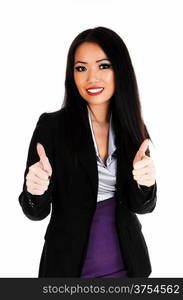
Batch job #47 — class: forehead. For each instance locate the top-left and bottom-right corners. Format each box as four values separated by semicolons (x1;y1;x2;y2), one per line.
74;42;107;60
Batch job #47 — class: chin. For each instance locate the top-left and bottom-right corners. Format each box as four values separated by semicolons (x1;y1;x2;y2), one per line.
87;99;111;106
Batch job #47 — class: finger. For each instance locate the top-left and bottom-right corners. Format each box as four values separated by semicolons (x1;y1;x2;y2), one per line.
26;173;50;187
27;186;47;195
136;178;155;187
132;165;154;176
134;173;153;182
29;180;49;190
134;157;152;169
28;182;48;192
29;165;50;180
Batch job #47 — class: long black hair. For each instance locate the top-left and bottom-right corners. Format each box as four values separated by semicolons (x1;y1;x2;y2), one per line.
61;26;151;160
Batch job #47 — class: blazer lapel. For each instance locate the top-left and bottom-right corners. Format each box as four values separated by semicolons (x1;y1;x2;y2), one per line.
76;108;99;201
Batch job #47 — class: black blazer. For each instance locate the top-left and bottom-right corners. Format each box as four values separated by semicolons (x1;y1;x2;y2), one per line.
18;106;157;278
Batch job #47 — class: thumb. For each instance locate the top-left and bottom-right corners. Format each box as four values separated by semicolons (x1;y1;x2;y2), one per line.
36;143;52;176
138;138;149;159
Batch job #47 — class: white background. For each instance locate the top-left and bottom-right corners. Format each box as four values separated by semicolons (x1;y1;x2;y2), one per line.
0;0;182;277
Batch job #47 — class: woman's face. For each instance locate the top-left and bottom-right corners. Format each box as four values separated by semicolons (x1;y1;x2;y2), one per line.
73;42;115;106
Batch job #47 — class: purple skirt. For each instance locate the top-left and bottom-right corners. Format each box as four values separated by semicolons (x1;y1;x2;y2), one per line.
80;196;128;278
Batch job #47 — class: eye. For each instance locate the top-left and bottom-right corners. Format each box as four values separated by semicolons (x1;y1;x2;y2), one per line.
75;66;86;72
99;63;112;69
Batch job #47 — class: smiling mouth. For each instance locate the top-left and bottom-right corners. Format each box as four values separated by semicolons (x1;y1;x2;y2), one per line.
86;88;104;95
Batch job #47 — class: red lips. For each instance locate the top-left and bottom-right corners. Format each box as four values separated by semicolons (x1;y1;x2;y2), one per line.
86;87;104;96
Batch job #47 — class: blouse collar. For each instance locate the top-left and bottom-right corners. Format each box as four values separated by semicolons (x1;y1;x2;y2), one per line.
87;105;116;159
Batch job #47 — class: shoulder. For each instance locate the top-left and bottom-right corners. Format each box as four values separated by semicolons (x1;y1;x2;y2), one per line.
37;107;67;129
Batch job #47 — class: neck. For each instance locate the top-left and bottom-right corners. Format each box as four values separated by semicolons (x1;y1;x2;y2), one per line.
87;102;111;125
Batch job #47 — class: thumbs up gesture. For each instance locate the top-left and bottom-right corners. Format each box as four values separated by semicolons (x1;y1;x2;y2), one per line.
132;139;156;187
25;143;52;195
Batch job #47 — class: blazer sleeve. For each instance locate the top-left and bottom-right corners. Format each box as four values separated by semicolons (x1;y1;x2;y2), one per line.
125;177;157;214
18;113;54;221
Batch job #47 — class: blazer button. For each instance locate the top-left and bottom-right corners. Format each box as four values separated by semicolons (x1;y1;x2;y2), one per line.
28;199;34;208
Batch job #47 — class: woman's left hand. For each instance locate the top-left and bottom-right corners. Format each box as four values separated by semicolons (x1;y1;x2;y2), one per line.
132;139;156;187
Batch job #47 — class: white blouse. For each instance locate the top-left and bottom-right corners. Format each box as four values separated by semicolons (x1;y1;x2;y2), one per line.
87;105;117;202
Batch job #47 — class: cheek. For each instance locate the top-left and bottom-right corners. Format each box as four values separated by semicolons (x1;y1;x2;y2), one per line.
74;74;83;90
106;72;115;92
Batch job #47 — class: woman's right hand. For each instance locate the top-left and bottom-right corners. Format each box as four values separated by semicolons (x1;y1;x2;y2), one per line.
25;143;52;195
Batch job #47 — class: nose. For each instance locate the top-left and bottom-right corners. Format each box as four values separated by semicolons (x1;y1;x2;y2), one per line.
86;68;100;83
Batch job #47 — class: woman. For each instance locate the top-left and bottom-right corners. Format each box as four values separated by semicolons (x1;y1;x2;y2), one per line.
18;26;157;278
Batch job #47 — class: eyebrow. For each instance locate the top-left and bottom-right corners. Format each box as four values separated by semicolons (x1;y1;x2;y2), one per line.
74;58;110;65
